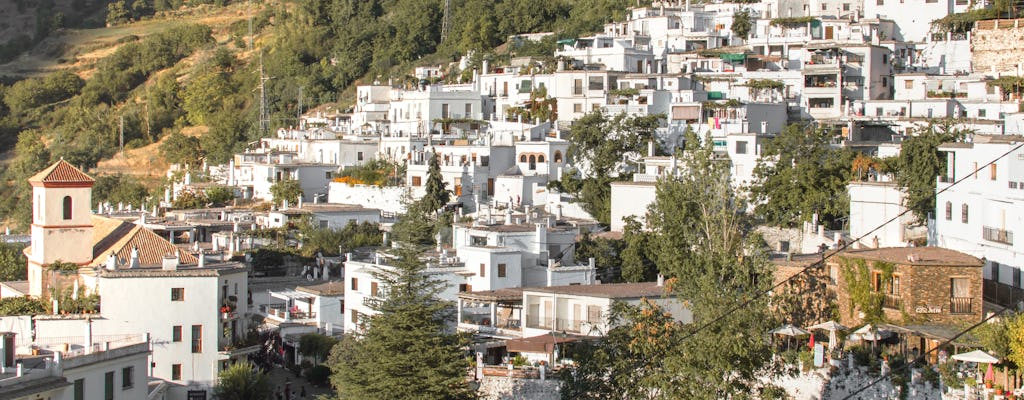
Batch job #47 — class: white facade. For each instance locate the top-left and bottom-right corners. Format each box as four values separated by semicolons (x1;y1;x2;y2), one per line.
227;151;337;202
863;0;972;43
848;180;917;248
94;263;251;399
932;136;1024;288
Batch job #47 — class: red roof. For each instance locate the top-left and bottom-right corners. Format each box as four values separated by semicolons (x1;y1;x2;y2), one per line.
28;159;94;187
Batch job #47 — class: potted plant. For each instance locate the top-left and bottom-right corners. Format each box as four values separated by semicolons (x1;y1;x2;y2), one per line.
985;379;994;389
994;384;1004;395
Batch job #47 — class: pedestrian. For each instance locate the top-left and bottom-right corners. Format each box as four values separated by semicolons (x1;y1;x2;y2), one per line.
300;386;307;398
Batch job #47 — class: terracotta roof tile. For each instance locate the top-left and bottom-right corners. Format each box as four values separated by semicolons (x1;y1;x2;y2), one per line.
91;216;198;267
28;159;94;184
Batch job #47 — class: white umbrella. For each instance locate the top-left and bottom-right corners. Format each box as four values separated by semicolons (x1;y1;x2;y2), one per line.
772;324;810;337
951;350;1000;364
807;320;848;350
850;324;891;341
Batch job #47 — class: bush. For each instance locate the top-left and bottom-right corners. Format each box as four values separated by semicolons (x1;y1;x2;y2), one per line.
760;384;791;400
798;350;815;372
306;365;331;386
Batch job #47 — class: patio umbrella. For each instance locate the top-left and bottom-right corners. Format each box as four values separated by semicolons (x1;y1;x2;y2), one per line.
807;320;848;350
985;363;995;383
771;324;810;351
771;324;810;336
951;349;1000;364
850;324;891;342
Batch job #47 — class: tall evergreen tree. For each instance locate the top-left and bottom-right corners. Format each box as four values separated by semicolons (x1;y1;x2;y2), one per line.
894;119;969;223
327;246;472;400
420;151;450;213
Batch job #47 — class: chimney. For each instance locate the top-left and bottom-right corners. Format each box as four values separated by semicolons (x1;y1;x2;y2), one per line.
106;254;118;271
197;251;206;269
282;199;289;210
657;274;665;287
505;207;514;225
298;197;304;209
648;140;655;157
129;247;140;269
555;205;563;220
140;212;146;225
162;253;179;271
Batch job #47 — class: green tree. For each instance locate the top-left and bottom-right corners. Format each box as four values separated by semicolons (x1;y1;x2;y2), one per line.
159;131;203;168
327;246;472;400
0;243;27;281
0;297;47;316
204;186;234;205
645;130;777;397
213;362;271;400
1007;313;1024;369
561;299;685;399
106;1;131;26
620;217;655;282
92;174;150;209
299;333;339;364
269;178;303;206
419;152;450;213
575;231;624;282
731;10;752;39
750;124;854;229
565;111;662;225
894;119;969;223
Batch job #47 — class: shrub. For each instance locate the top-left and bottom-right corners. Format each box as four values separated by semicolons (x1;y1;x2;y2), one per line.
306;365;331;386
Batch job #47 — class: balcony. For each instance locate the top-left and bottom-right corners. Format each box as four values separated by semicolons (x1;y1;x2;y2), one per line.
525;316;601;334
259;304;317;322
983;227;1014;245
949;297;973;314
883;294;901;310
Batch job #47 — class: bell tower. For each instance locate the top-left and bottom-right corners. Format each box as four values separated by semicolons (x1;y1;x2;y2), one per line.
26;159;95;297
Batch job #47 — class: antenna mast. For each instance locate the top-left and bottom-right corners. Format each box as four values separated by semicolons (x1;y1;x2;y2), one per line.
441;0;451;43
259;52;270;135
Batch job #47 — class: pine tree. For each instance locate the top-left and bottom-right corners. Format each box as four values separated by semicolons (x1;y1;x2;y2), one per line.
420;151;450;213
327;246;472;400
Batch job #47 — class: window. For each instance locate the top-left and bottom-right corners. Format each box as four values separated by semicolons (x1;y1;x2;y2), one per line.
876;107;883;116
351;277;358;291
172;364;182;380
411;176;422;186
357;152;364;161
573;103;583;113
890;274;901;295
171;288;184;301
105;371;115;400
904;80;913;89
479;263;486;277
1014;267;1022;288
465;103;472;116
74;378;84;400
961;204;969;223
441;104;449;118
459;283;472;292
588;76;604;91
554;151;563;163
351;311;358;324
497;264;507;278
573;79;583;95
990;164;997;180
882;54;888;64
821;3;827;9
945;201;952;220
370;282;378;297
735;141;748;154
325;171;332;179
122;366;134;389
172;326;182;342
538;154;545;163
950;277;970;297
992;262;1001;282
843;3;850;10
191;325;202;353
62;196;73;220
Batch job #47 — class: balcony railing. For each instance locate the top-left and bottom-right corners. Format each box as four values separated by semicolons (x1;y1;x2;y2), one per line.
525;316;598;334
261;304;317;321
950;297;973;314
983;226;1014;245
883;294;901;309
984;279;1024;307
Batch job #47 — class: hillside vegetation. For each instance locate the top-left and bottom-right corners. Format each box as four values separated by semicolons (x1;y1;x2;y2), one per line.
0;0;649;230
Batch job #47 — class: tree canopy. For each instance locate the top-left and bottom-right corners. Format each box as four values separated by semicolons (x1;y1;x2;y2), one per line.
327;246;472;400
893;119;969;223
213;362;272;400
750;124;854;229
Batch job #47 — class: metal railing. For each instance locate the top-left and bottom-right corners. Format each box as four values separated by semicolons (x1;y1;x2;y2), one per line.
883;294;901;309
983;226;1014;245
984;280;1024;307
261;304;317;320
950;297;973;314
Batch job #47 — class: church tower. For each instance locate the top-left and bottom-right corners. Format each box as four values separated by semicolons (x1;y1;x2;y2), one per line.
26;159;95;297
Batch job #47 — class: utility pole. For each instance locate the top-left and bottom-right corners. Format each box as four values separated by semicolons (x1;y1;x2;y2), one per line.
440;0;451;43
297;86;303;124
258;52;270;135
248;0;254;49
119;115;124;158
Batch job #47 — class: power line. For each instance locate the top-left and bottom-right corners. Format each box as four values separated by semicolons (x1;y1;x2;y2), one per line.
839;302;1021;399
675;139;1024;342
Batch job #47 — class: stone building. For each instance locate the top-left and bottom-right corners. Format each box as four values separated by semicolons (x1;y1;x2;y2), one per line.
827;247;983;327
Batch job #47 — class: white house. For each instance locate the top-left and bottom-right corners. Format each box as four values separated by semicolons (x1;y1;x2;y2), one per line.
262;281;345;334
0;331;150;400
932;135;1024;304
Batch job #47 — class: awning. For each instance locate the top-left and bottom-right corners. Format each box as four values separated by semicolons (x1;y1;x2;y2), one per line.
719;53;747;62
506;334;579;353
556;38;577;45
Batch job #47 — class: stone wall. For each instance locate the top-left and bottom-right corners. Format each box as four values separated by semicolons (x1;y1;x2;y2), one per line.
971;19;1024;74
477;376;561;400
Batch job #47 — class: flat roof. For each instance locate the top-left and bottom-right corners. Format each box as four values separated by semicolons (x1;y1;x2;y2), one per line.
524;282;672;299
99;262;249;278
459;287;524;302
297;281;345;296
